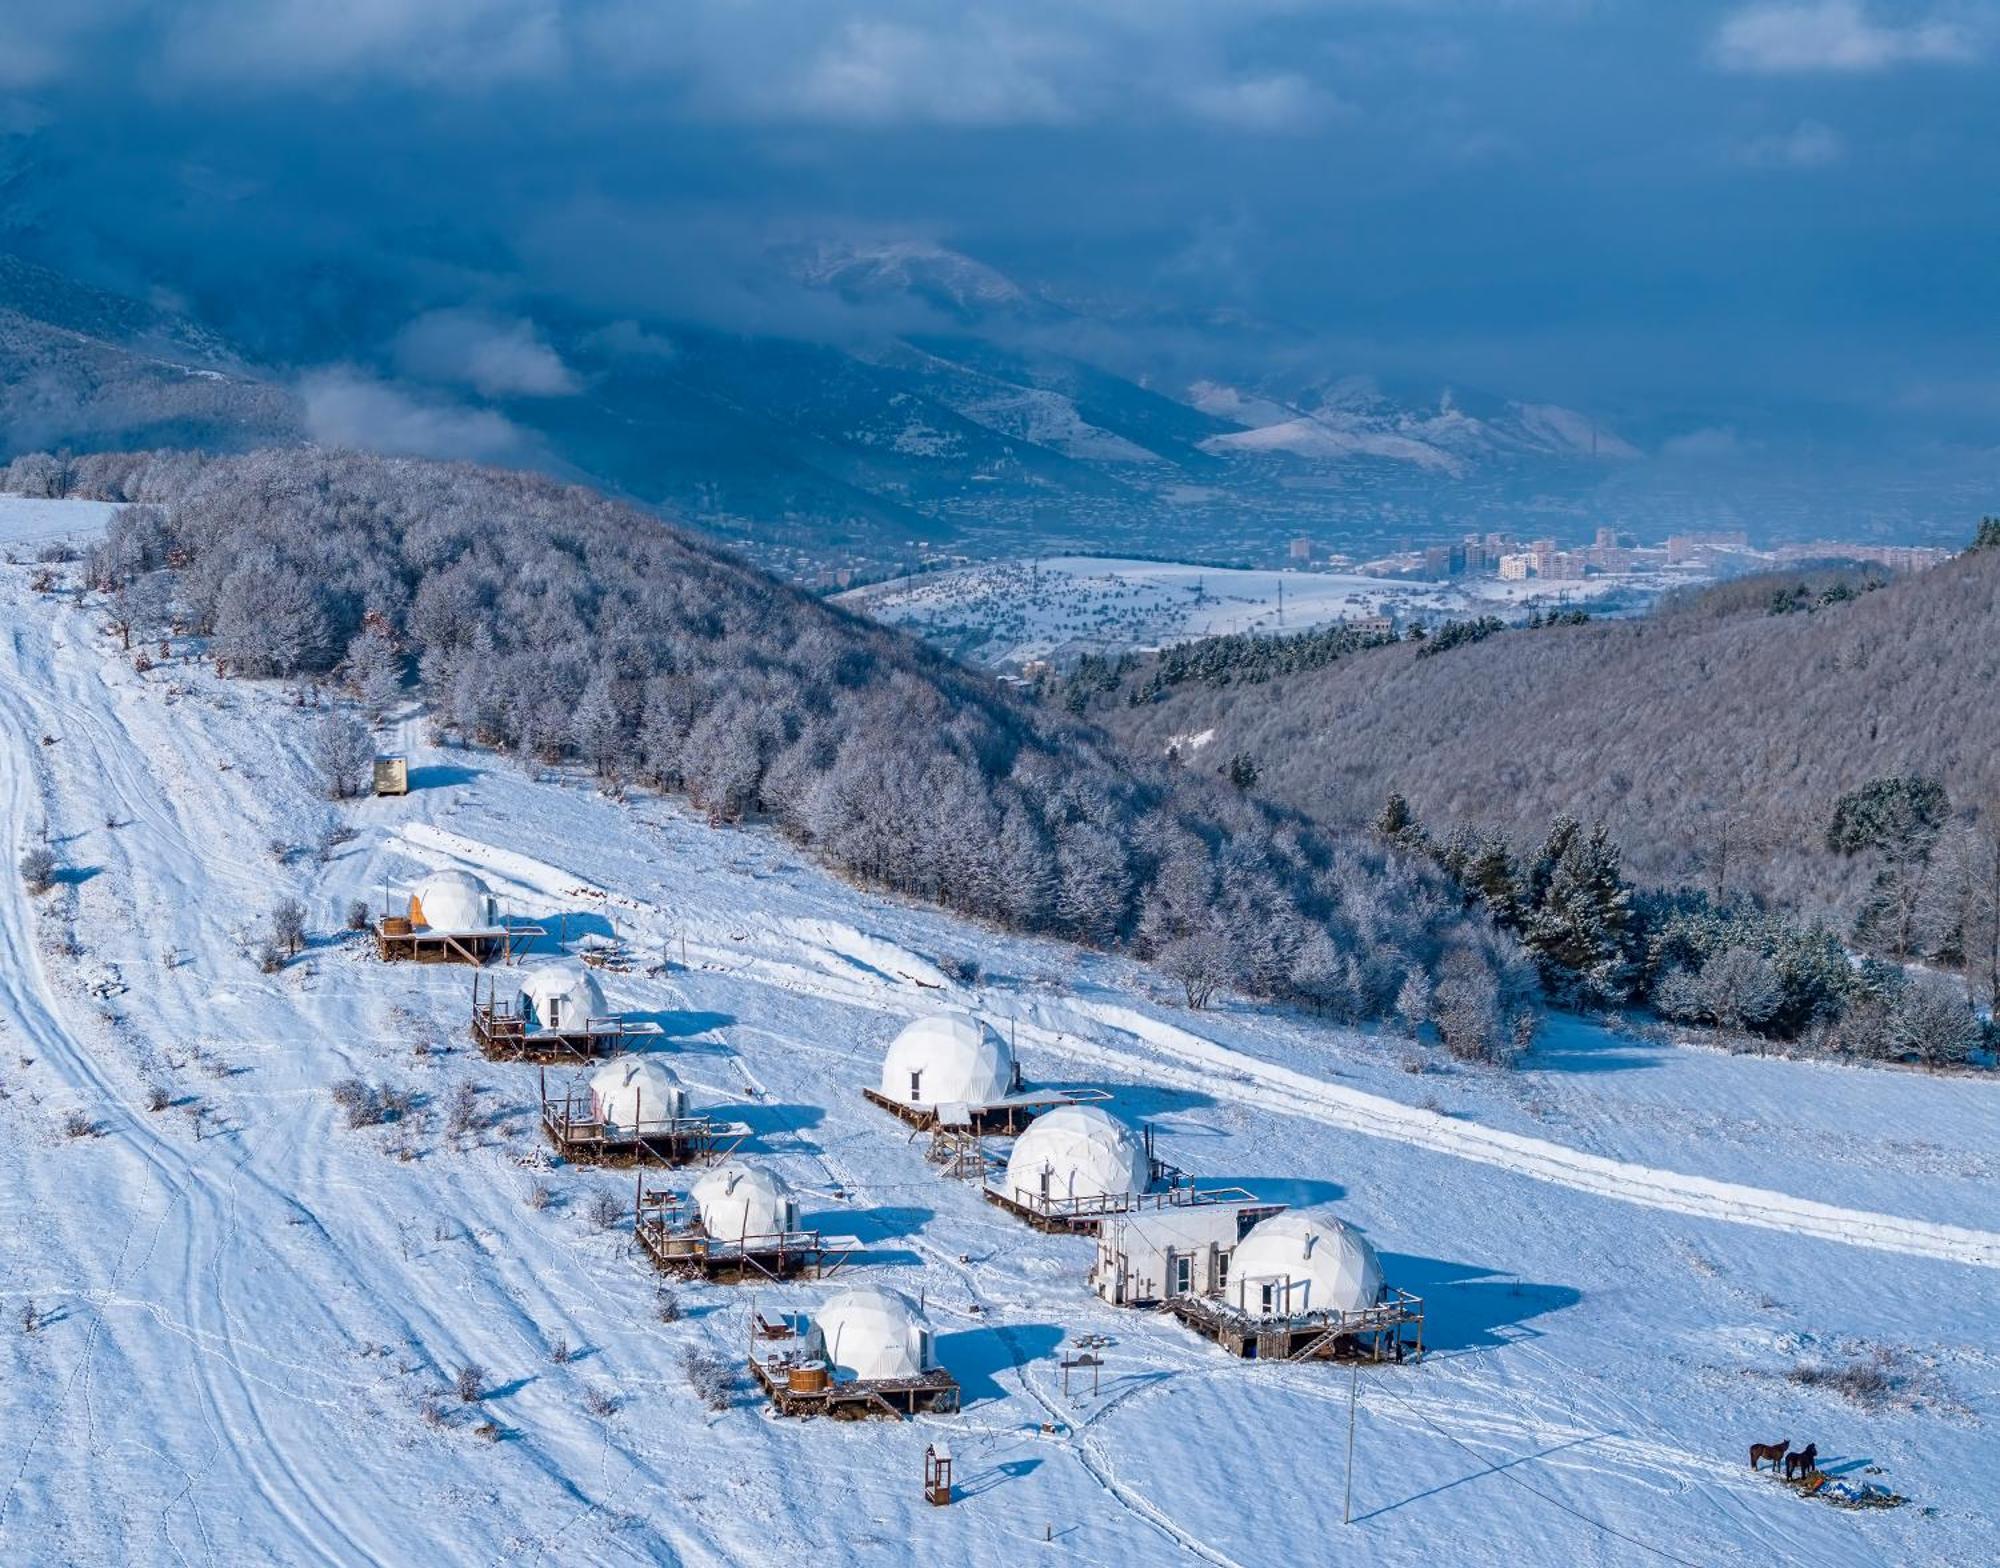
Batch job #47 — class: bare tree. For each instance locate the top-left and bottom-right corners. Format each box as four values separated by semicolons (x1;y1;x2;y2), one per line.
312;712;374;800
270;898;307;957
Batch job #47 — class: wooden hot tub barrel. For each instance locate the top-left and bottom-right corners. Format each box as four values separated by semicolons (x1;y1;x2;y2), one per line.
381;916;413;937
787;1361;829;1394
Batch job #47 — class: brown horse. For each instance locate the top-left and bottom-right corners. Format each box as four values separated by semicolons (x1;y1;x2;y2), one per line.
1784;1443;1819;1481
1749;1439;1790;1472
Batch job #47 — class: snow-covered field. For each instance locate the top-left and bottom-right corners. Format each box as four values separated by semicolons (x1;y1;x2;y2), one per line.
0;496;126;553
837;556;1662;668
4;507;1999;1565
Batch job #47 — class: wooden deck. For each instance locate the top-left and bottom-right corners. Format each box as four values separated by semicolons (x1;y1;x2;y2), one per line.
982;1177;1257;1235
471;1000;660;1064
374;918;544;966
861;1085;1108;1137
748;1352;960;1419
632;1190;853;1282
539;1093;749;1168
1164;1289;1424;1364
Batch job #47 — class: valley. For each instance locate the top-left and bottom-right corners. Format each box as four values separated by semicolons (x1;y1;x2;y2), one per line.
3;498;1997;1566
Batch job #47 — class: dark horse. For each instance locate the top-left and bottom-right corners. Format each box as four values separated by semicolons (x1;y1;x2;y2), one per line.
1749;1439;1790;1472
1784;1443;1820;1481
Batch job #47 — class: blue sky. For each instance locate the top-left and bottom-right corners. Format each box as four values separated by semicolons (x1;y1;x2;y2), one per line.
2;1;1996;441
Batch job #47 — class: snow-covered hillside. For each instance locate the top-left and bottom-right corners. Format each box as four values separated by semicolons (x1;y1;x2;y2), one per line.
0;497;126;553
837;556;1643;669
5;506;1999;1566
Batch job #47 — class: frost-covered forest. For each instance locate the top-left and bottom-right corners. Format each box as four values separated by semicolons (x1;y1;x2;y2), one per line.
1087;546;2000;1004
6;447;1532;1049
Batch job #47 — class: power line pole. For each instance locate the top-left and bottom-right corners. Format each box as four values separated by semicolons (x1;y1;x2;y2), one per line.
1343;1361;1359;1525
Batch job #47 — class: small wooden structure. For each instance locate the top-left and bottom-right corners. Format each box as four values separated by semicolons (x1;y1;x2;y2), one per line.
1163;1288;1425;1364
747;1319;960;1420
1091;1199;1287;1306
470;975;661;1063
924;1443;954;1506
372;755;409;796
633;1183;856;1282
862;1083;1111;1137
924;1122;991;1181
539;1073;749;1168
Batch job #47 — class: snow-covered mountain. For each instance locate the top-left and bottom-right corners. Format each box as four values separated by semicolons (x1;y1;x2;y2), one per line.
5;494;1997;1565
12;240;1978;575
1191;376;1640;478
0;254;299;456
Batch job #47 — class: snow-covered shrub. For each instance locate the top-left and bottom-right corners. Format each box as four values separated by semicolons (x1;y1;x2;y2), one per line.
586;1189;624;1230
1888;973;1980;1067
19;846;56;895
680;1349;732;1411
936;953;980;986
454;1365;485;1404
345;900;372;932
60;1110;97;1139
330;1077;414;1129
445;1082;482;1141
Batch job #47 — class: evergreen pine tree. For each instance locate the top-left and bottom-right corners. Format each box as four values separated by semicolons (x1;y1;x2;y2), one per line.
1374;790;1427;851
1465;833;1523;927
1524;823;1634;1004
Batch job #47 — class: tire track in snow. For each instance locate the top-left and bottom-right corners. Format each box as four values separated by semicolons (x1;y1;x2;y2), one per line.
0;602;394;1568
1034;999;2000;1270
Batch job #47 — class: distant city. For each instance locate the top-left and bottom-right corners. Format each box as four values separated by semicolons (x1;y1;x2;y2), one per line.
1343;527;1952;587
798;524;1955;603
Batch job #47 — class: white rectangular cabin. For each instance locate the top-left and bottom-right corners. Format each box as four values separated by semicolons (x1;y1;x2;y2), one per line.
1090;1201;1284;1308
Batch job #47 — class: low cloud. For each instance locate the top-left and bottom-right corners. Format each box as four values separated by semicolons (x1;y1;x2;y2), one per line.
162;0;568;88
1736;119;1845;168
1712;1;1974;74
786;17;1081;127
298;368;531;461
1181;73;1342;134
392;309;580;398
1661;425;1754;459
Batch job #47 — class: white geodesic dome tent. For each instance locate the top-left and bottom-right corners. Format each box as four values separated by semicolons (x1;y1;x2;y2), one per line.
1226;1207;1384;1318
1003;1104;1149;1206
692;1163;798;1241
588;1055;685;1134
806;1286;939;1383
878;1013;1015;1109
518;961;607;1034
408;869;496;934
